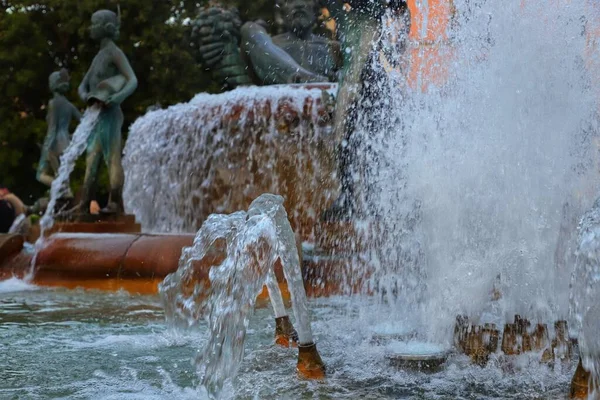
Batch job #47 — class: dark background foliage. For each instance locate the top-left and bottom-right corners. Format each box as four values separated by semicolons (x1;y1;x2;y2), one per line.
0;0;274;203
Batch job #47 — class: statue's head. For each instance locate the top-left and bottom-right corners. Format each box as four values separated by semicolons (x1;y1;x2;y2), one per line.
90;10;120;41
49;68;70;94
275;0;318;36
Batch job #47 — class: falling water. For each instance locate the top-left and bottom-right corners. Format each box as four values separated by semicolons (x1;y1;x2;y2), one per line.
28;106;100;279
350;0;600;339
160;193;315;398
123;85;337;236
571;198;600;390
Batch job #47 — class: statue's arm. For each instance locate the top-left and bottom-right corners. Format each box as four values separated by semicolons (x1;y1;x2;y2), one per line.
78;69;91;102
240;22;328;84
107;48;138;106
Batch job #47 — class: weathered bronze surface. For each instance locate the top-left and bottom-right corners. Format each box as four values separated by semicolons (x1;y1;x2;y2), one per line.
77;9;138;215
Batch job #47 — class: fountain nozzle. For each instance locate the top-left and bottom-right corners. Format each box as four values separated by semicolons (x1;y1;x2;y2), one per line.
297;342;326;380
570;358;597;399
275;316;298;348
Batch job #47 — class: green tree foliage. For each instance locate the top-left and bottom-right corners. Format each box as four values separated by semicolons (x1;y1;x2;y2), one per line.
0;0;200;201
0;0;273;202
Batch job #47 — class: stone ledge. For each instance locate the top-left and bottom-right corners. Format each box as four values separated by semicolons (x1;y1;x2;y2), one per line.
46;214;141;236
0;234;24;264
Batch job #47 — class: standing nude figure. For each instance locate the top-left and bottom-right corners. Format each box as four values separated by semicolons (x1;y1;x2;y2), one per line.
77;9;137;214
37;69;81;191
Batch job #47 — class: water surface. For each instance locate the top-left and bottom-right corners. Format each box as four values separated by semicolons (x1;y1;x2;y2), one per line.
0;284;575;399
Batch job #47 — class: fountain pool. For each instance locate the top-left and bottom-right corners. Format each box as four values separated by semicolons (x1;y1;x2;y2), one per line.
3;0;600;398
0;284;577;399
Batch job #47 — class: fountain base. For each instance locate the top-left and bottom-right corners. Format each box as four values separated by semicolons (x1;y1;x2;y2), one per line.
47;214;141;235
570;359;594;399
0;234;24;261
385;341;450;372
386;352;449;372
275;316;298;348
297;342;326;380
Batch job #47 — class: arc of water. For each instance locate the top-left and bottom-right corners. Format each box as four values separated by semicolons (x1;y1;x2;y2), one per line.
265;269;287;318
161;194;323;398
272;204;314;345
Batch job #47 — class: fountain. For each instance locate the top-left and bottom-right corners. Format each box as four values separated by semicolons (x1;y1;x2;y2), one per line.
160;194;325;397
2;0;600;398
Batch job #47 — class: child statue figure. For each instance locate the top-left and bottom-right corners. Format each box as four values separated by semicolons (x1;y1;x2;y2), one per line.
37;69;81;189
77;9;137;214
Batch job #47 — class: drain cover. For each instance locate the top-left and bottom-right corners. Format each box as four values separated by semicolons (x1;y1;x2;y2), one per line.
385;341;450;372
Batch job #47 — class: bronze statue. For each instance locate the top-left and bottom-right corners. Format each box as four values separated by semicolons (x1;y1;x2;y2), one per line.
77;9;138;214
192;7;253;89
193;0;411;220
194;0;342;87
240;0;341;84
37;69;81;190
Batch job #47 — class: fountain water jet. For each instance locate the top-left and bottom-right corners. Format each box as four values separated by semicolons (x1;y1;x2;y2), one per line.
160;193;324;398
344;0;600;347
570;198;600;398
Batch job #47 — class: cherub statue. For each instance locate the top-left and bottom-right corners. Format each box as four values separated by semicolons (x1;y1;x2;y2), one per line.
37;69;81;189
77;9;138;214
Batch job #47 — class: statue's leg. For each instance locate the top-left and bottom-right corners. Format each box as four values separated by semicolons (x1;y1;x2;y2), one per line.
55;133;75;198
36;158;54;187
101;106;125;214
36;145;56;188
45;145;73;198
79;140;103;214
37;172;54;187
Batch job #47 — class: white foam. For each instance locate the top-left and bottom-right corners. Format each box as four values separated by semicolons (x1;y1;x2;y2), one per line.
386;340;449;356
0;277;39;294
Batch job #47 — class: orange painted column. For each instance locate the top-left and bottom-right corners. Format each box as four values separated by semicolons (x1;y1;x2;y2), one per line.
405;0;454;91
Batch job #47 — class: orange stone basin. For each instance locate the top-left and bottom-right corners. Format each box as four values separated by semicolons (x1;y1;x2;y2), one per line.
0;232;343;300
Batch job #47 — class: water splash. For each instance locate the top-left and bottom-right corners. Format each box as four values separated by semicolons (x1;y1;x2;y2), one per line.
350;0;600;339
160;193;315;398
122;85;337;237
28;106;101;279
0;277;38;294
580;305;600;396
571;198;600;330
